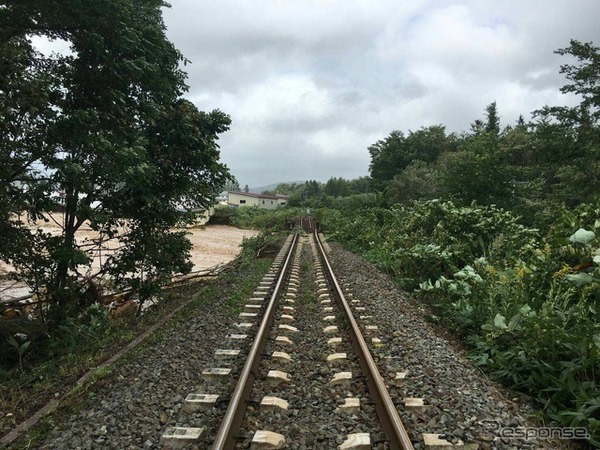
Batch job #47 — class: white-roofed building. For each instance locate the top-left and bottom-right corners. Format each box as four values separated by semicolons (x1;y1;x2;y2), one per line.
227;191;288;209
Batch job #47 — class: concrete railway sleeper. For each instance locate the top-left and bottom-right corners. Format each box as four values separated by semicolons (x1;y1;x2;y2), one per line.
159;226;477;449
158;234;297;449
230;233;386;450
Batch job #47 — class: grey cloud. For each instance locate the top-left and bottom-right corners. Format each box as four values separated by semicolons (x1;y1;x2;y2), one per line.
162;0;600;187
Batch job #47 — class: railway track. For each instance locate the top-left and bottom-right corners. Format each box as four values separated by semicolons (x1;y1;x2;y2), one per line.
29;217;568;450
158;220;446;449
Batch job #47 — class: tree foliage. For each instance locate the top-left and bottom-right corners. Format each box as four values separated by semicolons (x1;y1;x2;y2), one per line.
369;81;599;217
261;177;373;208
368;125;457;187
557;40;600;120
224;179;241;192
387;160;443;204
0;0;231;319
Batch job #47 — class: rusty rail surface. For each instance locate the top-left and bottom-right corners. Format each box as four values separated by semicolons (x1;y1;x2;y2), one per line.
313;229;415;450
212;233;299;450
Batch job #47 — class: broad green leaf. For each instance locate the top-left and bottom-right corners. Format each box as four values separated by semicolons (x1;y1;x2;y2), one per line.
566;272;595;287
568;228;595;245
493;313;508;330
508;314;521;331
19;341;31;354
593;335;600;349
519;304;532;315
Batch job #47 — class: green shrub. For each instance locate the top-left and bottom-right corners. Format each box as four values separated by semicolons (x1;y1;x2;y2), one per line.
323;199;538;288
210;205;303;231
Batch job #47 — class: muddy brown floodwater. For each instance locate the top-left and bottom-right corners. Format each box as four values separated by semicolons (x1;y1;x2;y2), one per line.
0;221;258;301
186;224;259;270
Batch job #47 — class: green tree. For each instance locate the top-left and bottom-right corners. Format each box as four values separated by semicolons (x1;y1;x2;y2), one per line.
225;179;241;192
304;180;322;197
368;125;456;188
262;182;302;196
484;101;500;135
388;160;443;204
323;177;350;197
442;104;514;208
529;105;600;207
556;40;600;120
1;0;231;320
368;130;404;184
526;39;600;208
347;176;372;195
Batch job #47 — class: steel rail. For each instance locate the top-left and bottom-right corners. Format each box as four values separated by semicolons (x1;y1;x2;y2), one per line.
212;233;299;450
314;230;415;450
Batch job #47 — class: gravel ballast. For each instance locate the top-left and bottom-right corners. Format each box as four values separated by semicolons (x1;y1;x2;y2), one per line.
235;236;384;450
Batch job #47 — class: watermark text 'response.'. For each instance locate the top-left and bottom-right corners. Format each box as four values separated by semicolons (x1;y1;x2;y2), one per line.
481;420;589;440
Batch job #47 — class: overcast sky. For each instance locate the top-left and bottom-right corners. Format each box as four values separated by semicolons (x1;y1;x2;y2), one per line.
161;1;599;188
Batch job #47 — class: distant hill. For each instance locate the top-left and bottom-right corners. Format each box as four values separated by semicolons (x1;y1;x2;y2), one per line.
249;181;305;194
